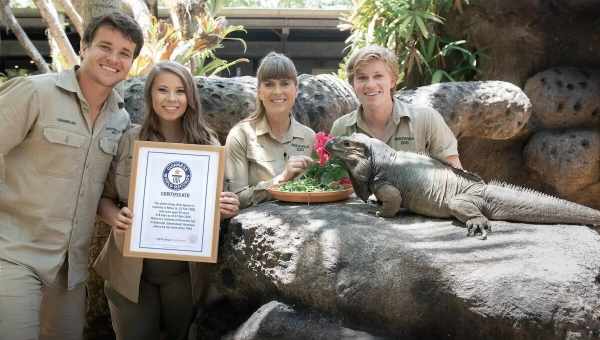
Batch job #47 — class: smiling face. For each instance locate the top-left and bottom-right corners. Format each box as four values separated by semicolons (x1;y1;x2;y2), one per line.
257;78;298;119
352;59;396;109
151;71;188;124
79;25;136;90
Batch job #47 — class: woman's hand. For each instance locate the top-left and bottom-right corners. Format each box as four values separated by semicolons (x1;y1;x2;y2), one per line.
278;155;313;183
112;206;133;232
220;191;240;220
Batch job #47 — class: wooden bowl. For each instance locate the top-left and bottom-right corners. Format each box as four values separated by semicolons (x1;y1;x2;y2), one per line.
267;184;354;203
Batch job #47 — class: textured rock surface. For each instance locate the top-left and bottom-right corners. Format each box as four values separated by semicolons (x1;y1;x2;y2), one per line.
524;129;600;196
524;67;600;130
446;1;600;86
294;74;358;134
396;81;531;140
213;200;600;339
224;301;384;340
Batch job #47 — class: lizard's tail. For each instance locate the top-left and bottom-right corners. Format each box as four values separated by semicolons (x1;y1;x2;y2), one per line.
483;182;600;226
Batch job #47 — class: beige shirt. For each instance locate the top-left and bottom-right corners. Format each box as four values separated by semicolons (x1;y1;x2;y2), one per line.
93;126;216;303
0;69;130;288
330;98;458;161
225;115;315;209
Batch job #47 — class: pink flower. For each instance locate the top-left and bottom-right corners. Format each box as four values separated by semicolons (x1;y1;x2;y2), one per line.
340;177;352;186
314;132;333;166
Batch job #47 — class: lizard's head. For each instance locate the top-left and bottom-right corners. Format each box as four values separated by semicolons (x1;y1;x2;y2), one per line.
325;133;375;201
325;133;372;165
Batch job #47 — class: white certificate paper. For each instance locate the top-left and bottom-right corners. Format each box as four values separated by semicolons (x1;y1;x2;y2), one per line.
124;141;224;263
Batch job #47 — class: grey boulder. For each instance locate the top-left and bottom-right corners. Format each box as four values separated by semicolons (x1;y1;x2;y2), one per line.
214;199;600;339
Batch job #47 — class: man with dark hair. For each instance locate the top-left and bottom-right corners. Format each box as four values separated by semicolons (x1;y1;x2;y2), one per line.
0;13;143;340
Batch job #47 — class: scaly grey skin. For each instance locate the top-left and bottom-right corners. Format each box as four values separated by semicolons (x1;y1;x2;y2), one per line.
325;133;600;239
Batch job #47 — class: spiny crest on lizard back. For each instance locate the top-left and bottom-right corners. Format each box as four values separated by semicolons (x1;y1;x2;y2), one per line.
488;180;577;204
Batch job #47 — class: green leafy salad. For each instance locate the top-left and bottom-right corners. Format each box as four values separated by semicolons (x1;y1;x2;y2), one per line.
277;132;351;193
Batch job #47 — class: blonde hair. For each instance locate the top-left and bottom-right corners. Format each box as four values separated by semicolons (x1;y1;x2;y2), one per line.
139;61;216;145
345;45;399;85
245;52;298;122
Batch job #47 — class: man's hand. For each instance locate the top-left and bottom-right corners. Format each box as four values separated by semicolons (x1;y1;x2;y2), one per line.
220;191;240;220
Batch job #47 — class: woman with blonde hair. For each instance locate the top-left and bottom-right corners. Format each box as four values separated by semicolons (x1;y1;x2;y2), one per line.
94;61;239;340
225;52;315;208
330;45;462;168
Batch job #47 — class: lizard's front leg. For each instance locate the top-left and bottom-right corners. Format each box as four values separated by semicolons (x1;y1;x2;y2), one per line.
373;183;402;218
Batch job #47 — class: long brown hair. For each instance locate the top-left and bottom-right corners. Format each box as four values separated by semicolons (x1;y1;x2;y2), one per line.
139;61;216;145
245;52;298;122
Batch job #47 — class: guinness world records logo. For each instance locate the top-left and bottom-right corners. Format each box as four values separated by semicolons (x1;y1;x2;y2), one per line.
162;161;191;191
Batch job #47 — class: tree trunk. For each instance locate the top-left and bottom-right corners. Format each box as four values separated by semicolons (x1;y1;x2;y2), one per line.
0;0;51;73
33;0;79;68
167;0;207;39
121;0;152;39
79;0;120;28
54;0;84;37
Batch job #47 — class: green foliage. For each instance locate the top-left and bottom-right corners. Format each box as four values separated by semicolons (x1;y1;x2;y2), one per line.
340;0;480;88
304;158;348;186
221;0;352;9
129;7;248;77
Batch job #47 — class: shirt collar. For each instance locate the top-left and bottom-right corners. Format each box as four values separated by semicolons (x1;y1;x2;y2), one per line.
352;97;411;128
255;114;306;142
55;67;125;113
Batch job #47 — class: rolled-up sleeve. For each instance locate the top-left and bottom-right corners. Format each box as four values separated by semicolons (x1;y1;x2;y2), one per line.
0;77;39;188
427;108;459;160
225;126;273;209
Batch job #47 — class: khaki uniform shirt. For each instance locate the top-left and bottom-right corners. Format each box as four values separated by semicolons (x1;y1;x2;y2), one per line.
330;98;458;161
225;115;315;209
0;69;130;288
93;126;217;303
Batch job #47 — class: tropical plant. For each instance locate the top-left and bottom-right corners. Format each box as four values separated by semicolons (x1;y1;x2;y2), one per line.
129;13;248;77
340;0;480;88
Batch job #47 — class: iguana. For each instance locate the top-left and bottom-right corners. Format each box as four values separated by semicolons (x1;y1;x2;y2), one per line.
325;133;600;239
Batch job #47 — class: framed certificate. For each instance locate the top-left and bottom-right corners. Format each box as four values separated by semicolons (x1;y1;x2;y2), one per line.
123;141;224;263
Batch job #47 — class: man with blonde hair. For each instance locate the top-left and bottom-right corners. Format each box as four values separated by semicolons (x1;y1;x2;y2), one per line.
331;45;462;168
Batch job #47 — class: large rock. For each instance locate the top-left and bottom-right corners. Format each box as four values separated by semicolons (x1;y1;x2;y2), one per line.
213;199;600;339
524;67;600;130
524;128;600;197
446;1;600;86
396;81;531;140
224;300;383;340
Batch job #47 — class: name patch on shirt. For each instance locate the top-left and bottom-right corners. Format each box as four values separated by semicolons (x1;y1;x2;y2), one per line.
291;142;309;152
394;136;414;145
57;118;77;125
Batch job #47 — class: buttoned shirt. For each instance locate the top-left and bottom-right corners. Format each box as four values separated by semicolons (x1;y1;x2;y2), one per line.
0;69;130;288
330;98;458;161
225;115;315;209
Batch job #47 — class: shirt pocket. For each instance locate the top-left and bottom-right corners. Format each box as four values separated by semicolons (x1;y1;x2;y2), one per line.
34;127;87;178
93;135;121;183
247;144;281;180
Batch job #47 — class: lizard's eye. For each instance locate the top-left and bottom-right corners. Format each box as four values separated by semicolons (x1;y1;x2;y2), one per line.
343;141;351;147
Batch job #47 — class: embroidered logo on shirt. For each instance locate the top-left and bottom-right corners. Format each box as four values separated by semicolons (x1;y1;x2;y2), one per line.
105;126;121;135
291;142;309;152
394;136;414;145
162;161;192;191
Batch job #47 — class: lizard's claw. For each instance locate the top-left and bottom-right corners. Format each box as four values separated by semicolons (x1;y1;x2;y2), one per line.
466;217;491;240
